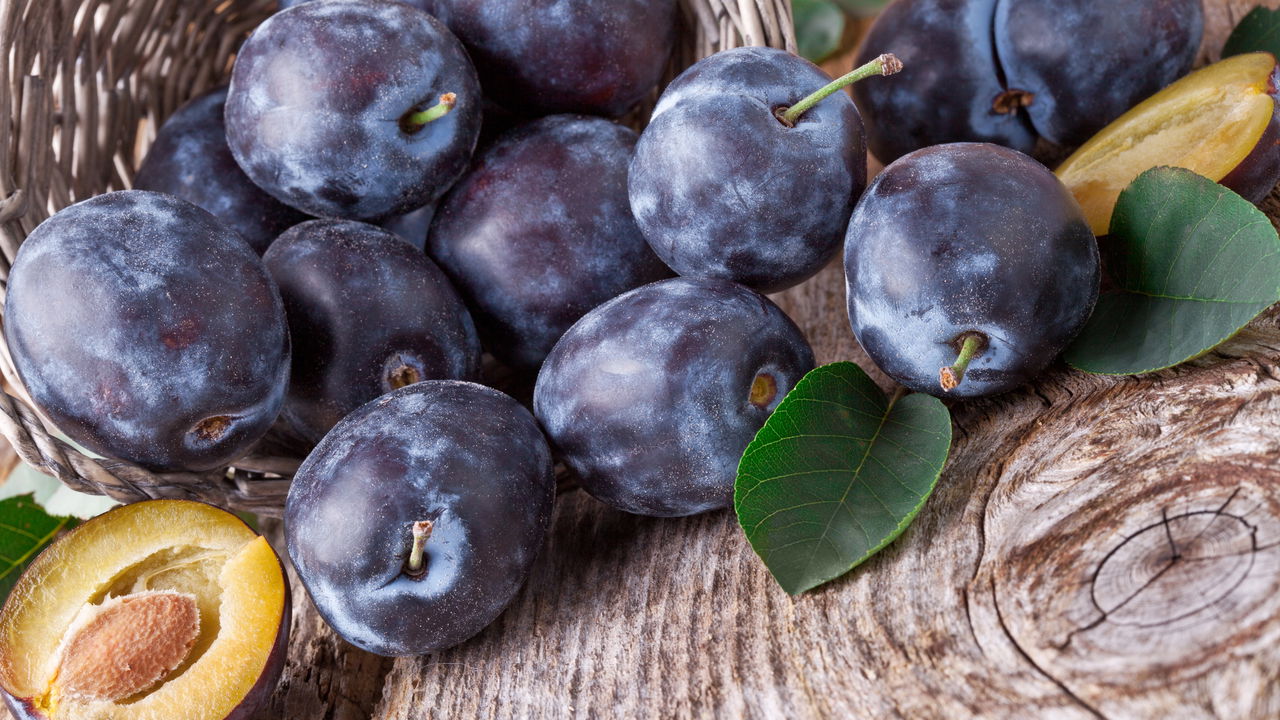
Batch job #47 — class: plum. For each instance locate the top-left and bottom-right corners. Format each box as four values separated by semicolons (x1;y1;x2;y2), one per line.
4;191;290;471
533;277;815;517
851;0;1036;163
845;143;1099;398
278;0;431;9
226;0;481;220
629;48;894;293
420;0;677;117
1057;53;1280;234
429;115;671;371
852;0;1202;162
285;381;555;656
994;0;1203;148
132;86;308;254
0;500;290;720
264;220;480;444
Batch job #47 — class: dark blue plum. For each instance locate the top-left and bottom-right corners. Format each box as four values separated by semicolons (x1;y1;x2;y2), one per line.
4;191;290;471
851;0;1036;163
994;0;1202;148
133;86;309;253
629;47;869;294
285;380;555;656
379;204;435;251
844;143;1099;398
534;277;815;517
421;0;677;117
278;0;431;9
429;115;672;372
226;0;481;220
852;0;1203;162
264;220;480;444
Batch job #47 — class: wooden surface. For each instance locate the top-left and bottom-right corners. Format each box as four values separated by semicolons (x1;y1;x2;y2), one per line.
12;1;1280;718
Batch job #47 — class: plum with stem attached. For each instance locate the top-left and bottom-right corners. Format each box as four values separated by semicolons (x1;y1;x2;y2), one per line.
844;143;1099;398
226;0;481;220
628;49;899;293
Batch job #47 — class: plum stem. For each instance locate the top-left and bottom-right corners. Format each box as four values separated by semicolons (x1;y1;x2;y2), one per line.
405;520;433;578
402;93;456;133
940;334;986;392
778;53;901;126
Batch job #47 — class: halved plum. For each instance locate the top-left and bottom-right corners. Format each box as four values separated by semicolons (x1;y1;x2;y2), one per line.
1057;52;1280;234
0;500;289;720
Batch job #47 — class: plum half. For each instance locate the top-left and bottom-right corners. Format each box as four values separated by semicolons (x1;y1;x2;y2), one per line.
0;500;289;720
1057;52;1280;235
285;380;555;656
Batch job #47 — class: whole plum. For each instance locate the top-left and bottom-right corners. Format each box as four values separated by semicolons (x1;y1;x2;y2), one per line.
285;381;555;656
994;0;1203;147
429;115;671;371
133;86;308;253
852;0;1203;162
534;277;814;517
4;191;290;471
851;0;1035;163
265;220;480;444
421;0;677;117
226;0;481;219
628;47;873;293
845;143;1099;398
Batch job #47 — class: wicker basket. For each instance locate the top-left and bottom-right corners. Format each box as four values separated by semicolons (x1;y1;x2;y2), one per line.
0;0;798;516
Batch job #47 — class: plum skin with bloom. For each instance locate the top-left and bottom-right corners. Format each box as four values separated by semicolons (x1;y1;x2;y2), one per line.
844;143;1099;398
628;47;867;294
264;219;480;444
226;0;481;220
429;115;672;372
285;381;555;656
3;191;290;471
534;277;815;517
418;0;677;117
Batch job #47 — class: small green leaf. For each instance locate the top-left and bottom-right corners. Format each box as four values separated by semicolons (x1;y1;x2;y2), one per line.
1064;167;1280;375
0;494;76;601
0;461;116;519
735;362;951;595
1223;6;1280;58
794;0;845;63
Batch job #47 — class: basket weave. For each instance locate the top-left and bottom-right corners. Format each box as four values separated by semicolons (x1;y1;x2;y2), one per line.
0;0;798;516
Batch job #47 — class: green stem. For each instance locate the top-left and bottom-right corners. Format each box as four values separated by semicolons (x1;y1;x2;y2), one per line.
405;520;433;577
402;93;456;133
939;334;986;392
779;53;902;126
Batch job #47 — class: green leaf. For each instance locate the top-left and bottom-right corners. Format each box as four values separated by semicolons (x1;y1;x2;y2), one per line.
1223;6;1280;58
794;0;845;63
735;362;952;595
1064;167;1280;375
0;461;116;519
0;494;75;601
